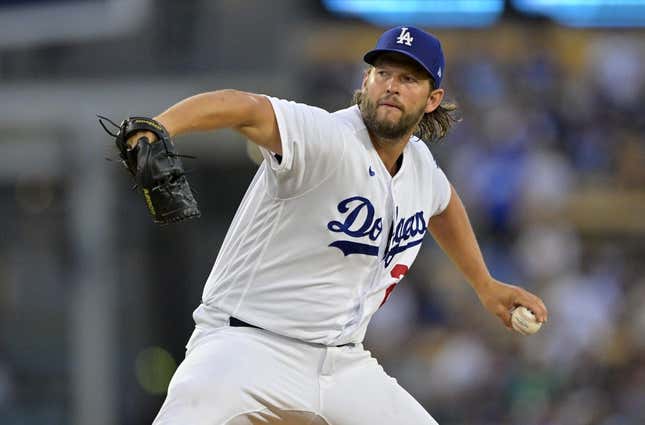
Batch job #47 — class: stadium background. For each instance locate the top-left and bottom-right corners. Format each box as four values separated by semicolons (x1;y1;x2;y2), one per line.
0;0;644;424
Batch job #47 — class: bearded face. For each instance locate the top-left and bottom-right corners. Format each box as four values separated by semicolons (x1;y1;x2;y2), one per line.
357;53;436;142
359;85;427;141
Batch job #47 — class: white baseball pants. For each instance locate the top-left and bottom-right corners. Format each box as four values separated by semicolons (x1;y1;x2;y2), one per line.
152;313;439;425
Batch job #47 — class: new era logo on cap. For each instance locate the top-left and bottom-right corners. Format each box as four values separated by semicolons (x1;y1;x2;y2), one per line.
363;25;446;87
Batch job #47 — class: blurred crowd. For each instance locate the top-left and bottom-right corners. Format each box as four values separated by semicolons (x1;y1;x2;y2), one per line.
303;28;645;425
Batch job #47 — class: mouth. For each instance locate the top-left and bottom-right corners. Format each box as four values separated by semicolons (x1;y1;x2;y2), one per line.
378;101;403;111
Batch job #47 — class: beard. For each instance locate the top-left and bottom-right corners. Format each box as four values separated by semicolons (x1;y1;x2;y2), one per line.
359;89;426;141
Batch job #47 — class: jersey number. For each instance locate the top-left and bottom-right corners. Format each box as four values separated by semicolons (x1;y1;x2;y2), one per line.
379;264;409;308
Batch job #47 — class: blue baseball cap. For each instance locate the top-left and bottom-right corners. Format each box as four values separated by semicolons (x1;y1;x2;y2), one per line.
363;26;445;87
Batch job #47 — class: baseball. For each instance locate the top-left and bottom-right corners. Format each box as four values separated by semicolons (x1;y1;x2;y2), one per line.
511;306;542;335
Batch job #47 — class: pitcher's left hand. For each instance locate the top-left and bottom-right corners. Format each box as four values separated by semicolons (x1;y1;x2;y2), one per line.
476;278;548;330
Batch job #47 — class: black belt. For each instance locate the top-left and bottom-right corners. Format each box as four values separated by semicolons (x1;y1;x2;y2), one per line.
229;316;262;329
228;316;354;347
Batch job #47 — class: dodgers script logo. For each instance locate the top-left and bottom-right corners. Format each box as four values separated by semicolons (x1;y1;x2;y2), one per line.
327;196;426;267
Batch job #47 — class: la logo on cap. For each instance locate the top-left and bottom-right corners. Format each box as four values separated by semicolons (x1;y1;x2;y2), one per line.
396;27;414;46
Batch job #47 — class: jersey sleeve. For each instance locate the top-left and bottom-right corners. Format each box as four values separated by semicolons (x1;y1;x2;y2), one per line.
258;96;346;198
430;159;452;216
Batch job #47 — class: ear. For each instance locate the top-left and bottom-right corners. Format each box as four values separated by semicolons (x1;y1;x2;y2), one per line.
361;68;371;91
424;88;445;114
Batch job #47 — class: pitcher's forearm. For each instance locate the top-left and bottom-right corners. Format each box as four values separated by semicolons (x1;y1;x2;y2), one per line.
427;186;493;293
154;90;254;137
126;89;280;151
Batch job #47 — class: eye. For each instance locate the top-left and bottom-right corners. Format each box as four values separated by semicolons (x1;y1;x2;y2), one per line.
402;75;417;83
376;70;388;77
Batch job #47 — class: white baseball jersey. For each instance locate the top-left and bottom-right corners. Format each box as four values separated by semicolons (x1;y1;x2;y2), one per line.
195;97;451;346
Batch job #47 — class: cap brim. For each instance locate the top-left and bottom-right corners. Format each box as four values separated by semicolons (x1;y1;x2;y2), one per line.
363;48;435;81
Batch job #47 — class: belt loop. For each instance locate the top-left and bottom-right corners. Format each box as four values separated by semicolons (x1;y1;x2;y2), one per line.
320;347;332;376
320;346;340;376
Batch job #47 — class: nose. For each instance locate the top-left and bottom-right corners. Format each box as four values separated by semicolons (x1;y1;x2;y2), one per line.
385;76;400;95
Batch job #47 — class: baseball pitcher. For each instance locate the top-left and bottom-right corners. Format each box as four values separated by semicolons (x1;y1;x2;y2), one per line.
106;26;548;425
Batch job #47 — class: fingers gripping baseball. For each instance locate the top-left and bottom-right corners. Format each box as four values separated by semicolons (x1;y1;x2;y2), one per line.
479;279;548;333
517;292;548;323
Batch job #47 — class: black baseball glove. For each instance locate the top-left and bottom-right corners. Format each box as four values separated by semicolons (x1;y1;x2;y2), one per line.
98;115;201;225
